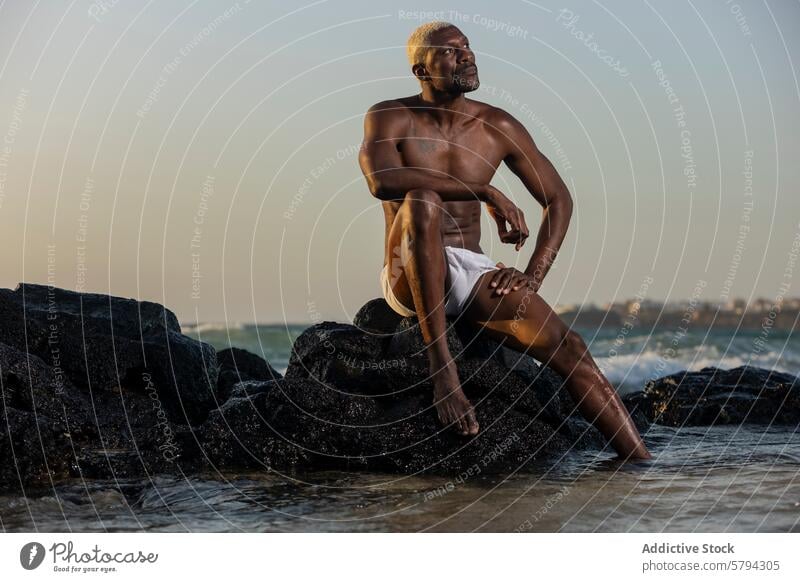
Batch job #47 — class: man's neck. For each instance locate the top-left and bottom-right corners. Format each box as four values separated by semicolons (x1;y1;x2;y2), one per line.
416;86;469;130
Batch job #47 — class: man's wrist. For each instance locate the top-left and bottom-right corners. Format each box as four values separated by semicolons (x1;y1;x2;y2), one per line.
525;246;559;278
476;183;495;203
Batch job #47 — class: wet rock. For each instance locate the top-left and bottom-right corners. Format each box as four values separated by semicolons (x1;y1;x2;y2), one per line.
0;339;196;490
13;290;797;487
353;298;404;335
284;321;393;392
385;315;466;359
622;365;800;426
203;303;608;473
216;347;282;403
0;407;73;491
0;343;96;489
199;373;590;474
0;283;218;424
0;283;221;492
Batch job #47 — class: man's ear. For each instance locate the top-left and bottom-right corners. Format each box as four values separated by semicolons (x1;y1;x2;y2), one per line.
411;63;429;82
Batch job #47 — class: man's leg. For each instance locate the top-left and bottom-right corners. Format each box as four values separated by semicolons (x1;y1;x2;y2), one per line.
386;188;479;436
462;274;652;460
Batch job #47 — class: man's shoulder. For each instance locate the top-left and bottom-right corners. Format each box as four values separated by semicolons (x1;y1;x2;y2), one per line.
472;100;524;133
363;98;414;135
365;97;415;117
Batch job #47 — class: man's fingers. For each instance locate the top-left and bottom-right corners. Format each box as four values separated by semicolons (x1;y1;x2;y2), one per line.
500;216;526;247
490;267;534;295
502;272;527;294
501;272;518;294
511;216;528;249
490;270;505;293
519;212;530;237
495;270;513;295
501;229;523;245
496;272;510;294
516;228;530;251
491;210;509;234
492;271;508;294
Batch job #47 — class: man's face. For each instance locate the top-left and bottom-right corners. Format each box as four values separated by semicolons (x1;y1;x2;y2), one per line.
417;26;479;93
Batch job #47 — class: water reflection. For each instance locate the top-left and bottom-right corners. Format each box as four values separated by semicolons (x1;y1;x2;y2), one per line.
1;425;798;532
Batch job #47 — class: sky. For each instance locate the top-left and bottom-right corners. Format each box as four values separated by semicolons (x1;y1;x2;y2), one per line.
0;0;798;325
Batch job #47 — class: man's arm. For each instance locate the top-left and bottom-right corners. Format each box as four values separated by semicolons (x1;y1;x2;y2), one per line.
358;100;492;202
494;109;573;282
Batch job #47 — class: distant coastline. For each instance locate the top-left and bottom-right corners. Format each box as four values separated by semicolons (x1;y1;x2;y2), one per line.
555;297;800;331
182;297;800;332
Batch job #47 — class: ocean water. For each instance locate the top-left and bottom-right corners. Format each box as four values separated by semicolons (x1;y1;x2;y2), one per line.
1;324;798;532
2;424;797;532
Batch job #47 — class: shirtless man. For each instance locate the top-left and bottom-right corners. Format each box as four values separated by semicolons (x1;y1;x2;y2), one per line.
358;21;651;460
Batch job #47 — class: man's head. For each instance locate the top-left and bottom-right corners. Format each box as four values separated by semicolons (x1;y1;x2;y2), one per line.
406;22;479;93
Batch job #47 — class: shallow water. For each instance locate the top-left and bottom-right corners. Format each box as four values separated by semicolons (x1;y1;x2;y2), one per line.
2;424;798;532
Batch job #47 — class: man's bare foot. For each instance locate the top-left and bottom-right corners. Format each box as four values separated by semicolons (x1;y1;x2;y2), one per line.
612;444;653;461
621;449;653;461
431;361;479;436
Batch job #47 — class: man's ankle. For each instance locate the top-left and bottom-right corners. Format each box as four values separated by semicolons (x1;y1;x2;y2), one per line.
429;358;457;376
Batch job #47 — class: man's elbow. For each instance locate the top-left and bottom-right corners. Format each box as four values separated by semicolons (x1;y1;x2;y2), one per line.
562;191;574;215
366;176;387;200
366;176;403;201
554;189;573;215
544;190;573;224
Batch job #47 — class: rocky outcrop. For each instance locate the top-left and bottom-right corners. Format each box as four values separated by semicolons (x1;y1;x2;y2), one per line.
199;318;605;474
2;284;797;492
0;284;218;424
216;347;282;402
0;284;221;490
622;365;799;426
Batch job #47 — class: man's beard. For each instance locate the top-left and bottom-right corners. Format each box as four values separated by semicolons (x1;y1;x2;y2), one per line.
453;75;480;92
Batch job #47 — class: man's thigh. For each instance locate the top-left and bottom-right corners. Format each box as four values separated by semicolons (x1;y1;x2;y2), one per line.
462;271;570;352
385;203;451;312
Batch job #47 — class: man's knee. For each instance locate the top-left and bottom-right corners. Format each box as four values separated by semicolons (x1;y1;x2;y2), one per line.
403;188;443;225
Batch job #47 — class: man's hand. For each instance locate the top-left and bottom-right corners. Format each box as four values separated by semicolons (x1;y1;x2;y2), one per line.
484;185;529;251
488;262;541;296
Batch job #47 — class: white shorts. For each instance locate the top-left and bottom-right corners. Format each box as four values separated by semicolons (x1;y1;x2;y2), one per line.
379;246;499;318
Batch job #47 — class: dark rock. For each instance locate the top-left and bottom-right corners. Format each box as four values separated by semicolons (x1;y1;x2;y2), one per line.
8;282;182;335
0;407;73;490
386;316;465;359
285;321;391;389
216;347;282;403
228;380;280;400
14;289;798;487
199;374;588;474
204;313;608;473
353;298;404;334
0;339;200;491
622;365;800;426
0;283;218;424
0;342;89;425
0;343;84;490
0;283;223;492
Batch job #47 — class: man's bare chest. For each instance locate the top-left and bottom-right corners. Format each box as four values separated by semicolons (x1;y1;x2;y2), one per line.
397;120;504;183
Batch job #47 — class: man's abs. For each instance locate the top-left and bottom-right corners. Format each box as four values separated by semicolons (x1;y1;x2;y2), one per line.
382;199;483;268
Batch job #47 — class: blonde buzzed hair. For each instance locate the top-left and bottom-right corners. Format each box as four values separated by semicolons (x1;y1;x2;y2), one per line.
406;21;456;67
